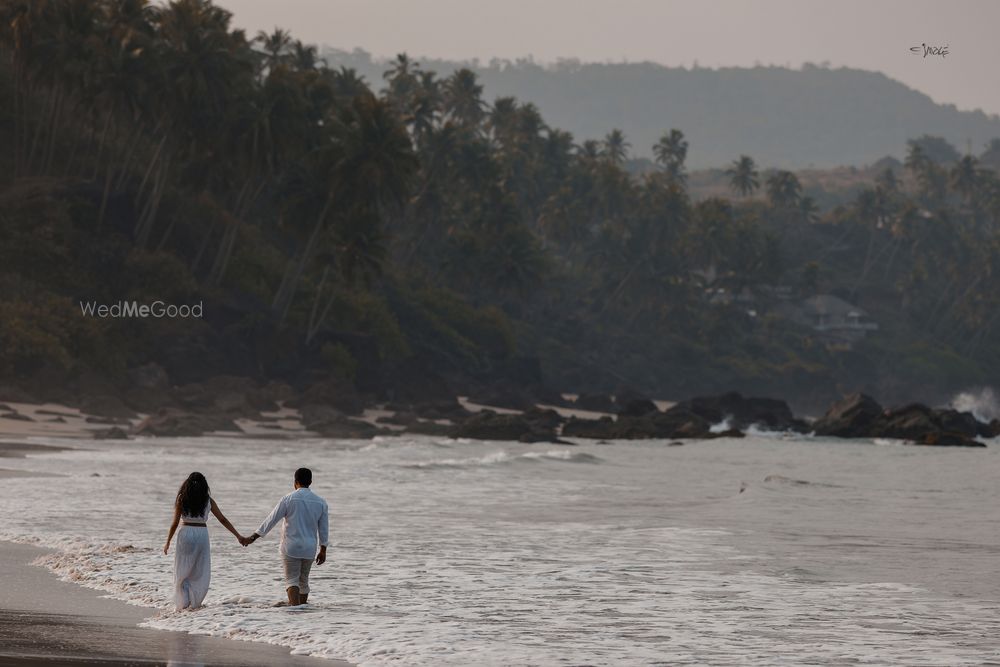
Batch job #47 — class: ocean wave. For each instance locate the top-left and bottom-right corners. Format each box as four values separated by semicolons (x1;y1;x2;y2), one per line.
950;387;1000;423
402;449;601;470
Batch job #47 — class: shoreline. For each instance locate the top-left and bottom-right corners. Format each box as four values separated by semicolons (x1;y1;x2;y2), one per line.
0;438;354;666
0;540;353;666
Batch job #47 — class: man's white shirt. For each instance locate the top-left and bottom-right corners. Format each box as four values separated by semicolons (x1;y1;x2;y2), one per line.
255;487;329;559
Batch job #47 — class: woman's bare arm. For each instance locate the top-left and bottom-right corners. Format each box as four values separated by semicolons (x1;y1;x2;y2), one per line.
210;498;245;543
163;504;180;554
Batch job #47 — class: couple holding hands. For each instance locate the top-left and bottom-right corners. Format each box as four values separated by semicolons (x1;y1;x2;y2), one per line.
163;467;329;610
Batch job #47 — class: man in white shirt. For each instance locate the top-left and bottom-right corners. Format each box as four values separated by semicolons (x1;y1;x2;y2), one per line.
245;467;329;606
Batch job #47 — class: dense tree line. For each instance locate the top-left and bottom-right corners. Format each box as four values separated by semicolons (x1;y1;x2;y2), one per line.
2;0;1000;408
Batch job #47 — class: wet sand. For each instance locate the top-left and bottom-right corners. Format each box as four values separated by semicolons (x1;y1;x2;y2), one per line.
0;541;352;666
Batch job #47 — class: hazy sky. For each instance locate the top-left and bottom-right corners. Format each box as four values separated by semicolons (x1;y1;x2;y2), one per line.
220;0;1000;116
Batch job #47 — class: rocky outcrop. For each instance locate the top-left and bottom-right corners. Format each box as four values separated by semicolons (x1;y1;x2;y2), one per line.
812;393;884;437
617;398;658;417
561;406;722;440
449;410;563;443
132;409;238;437
814;394;989;446
676;392;807;432
296;404;378;439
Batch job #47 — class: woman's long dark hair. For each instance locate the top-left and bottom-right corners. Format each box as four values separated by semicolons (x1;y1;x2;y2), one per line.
176;472;210;517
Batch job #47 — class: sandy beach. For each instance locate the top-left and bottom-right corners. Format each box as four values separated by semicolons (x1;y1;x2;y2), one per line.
0;443;352;667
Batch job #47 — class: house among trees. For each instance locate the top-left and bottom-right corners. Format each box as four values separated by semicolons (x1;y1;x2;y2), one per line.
780;294;879;349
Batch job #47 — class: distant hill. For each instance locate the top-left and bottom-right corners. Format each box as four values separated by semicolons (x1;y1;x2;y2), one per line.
322;49;1000;170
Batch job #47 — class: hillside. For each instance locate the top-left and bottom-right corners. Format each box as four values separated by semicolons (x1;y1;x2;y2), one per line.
4;0;1000;420
323;50;1000;169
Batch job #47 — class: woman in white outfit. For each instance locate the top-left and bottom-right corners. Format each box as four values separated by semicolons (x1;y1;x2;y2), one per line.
162;472;246;611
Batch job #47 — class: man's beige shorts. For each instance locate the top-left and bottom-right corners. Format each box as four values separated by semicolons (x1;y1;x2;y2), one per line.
283;555;313;594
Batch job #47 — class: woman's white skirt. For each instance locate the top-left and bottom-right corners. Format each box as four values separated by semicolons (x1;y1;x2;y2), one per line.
173;525;211;610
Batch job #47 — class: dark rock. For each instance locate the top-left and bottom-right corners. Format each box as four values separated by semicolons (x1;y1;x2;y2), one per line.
645;406;713;438
561;416;619;439
933;408;992;438
378;411;418;426
872;403;937;440
127;363;169;390
677;392;799;431
518;431;573;444
297;404;345;430
614;387;651;407
132;409;238;437
467;381;536;411
560;406;713;440
286;378;364;416
617;398;658;417
522;407;565;430
79;394;136;420
710;428;747;439
94;426;129;440
297;404;378;439
450;411;556;442
574;393;616;413
1;412;32;422
914;432;986;447
813;393;883;437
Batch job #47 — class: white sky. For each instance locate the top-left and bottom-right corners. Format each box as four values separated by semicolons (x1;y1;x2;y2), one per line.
219;0;1000;116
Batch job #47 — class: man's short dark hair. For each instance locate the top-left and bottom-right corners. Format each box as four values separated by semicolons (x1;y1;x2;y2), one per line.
295;467;312;487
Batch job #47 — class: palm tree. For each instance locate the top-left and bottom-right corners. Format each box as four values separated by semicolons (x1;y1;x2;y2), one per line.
272;92;417;320
798;195;819;223
602;129;629;165
652;129;688;184
950;155;980;205
253;27;292;72
726;155;759;197
765;170;801;209
578;139;601;160
442;68;485;128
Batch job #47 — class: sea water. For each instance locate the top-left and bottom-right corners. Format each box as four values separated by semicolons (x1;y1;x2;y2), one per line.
2;433;1000;665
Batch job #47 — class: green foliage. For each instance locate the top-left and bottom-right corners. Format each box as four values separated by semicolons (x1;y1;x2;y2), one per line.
320;342;358;381
4;0;1000;406
0;294;117;375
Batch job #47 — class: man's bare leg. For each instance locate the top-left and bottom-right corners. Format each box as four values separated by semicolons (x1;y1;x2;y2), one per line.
287;586;301;606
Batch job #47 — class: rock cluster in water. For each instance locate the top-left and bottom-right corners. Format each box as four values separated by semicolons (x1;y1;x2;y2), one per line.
1;365;994;447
